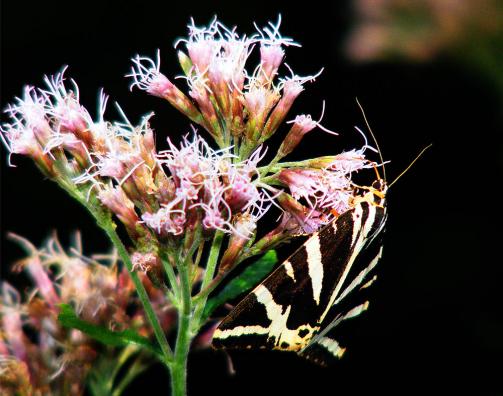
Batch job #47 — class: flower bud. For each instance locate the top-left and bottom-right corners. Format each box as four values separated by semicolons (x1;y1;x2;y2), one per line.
1;286;27;362
277;114;317;158
131;252;158;273
219;214;256;273
128;53;205;126
261;79;303;141
189;83;222;140
243;86;280;141
98;186;140;233
277;192;326;234
258;44;285;86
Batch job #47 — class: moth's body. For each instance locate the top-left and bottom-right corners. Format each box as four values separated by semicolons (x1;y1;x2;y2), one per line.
212;180;387;363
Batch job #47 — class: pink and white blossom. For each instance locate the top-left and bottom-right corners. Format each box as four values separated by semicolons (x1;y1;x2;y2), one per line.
42;68;91;134
128;51;176;98
279;168;355;217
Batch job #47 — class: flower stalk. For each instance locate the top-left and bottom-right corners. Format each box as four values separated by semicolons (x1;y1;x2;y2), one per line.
192;231;224;329
98;217;174;364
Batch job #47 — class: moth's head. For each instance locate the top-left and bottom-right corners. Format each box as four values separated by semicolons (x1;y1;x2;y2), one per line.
350;179;387;208
370;179;387;207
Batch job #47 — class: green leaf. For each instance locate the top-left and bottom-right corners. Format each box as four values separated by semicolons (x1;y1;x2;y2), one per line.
203;250;278;320
58;304;161;357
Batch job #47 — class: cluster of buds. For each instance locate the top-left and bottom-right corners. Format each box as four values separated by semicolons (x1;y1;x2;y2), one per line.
128;17;329;157
0;233;174;395
1;17;380;284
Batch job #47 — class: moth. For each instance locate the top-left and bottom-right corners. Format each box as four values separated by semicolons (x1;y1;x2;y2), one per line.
212;178;388;365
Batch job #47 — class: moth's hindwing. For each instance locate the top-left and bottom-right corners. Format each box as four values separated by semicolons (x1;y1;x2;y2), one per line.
212;200;387;364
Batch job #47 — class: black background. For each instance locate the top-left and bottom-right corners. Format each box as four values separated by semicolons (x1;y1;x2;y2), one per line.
1;1;502;395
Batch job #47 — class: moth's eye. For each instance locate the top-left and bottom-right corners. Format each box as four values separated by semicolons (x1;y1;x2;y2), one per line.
372;180;381;190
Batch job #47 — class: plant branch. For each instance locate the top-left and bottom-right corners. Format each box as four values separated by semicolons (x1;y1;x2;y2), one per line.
98;217;174;364
170;241;196;396
191;231;224;329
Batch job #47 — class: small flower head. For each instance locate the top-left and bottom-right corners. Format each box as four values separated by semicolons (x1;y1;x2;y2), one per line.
258;44;285;85
4;86;49;132
184;18;251;88
219;212;258;273
42;68;91;135
98;185;140;232
276;192;328;234
0;123;39;158
128;51;205;127
242;83;280;125
278;102;337;159
182;17;221;71
278;68;323;101
0;283;27;363
0;87;52;166
254;16;300;85
128;51;175;98
131;252;159;273
327;148;373;173
142;206;187;236
279;168;352;216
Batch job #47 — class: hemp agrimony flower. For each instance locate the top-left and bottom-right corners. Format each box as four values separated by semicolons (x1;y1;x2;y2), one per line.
0;234;170;395
1;17;383;396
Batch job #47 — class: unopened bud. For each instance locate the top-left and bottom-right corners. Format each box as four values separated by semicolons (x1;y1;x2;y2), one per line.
261;80;303;142
277;114;317;158
219;215;256;273
258;44;285;86
98;187;139;232
277;192;325;234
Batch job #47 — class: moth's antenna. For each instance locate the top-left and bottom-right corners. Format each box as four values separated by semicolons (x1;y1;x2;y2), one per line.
356;98;386;181
388;144;432;188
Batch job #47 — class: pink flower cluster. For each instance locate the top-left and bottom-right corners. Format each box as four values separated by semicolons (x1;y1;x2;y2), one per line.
127;17;323;154
0;70;274;241
0;234;174;395
1;17;380;269
140;135;273;238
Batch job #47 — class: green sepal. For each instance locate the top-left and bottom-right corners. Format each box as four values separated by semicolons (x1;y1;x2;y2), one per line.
58;303;161;358
202;250;278;320
177;50;193;76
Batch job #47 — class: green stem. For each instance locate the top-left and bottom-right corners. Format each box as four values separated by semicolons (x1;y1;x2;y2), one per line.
100;220;173;364
259;152;283;178
257;159;315;175
192;231;224;328
171;310;191;396
259;175;283;185
161;255;181;303
192;271;225;305
170;249;193;396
